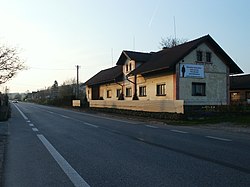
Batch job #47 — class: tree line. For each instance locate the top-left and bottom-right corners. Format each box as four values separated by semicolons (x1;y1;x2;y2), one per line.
25;79;88;107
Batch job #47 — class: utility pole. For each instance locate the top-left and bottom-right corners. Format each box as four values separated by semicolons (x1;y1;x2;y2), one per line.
76;65;80;99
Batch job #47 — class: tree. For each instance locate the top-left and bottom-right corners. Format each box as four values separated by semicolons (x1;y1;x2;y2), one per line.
159;36;187;49
14;93;22;101
0;44;25;84
51;80;59;98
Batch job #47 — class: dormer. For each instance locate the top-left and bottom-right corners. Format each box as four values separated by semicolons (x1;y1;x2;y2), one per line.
116;50;152;75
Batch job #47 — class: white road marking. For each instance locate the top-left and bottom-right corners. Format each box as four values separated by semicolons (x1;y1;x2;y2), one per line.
83;122;99;128
145;125;159;129
32;128;39;132
29;124;34;127
205;136;232;142
37;134;90;187
60;115;71;119
13;104;28;120
27;120;31;123
137;137;145;141
170;129;188;134
48;111;54;114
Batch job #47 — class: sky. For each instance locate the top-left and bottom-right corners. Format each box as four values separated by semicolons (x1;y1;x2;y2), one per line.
0;0;249;93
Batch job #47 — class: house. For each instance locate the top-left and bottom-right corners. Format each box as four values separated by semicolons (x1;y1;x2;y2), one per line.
230;74;250;104
85;35;243;113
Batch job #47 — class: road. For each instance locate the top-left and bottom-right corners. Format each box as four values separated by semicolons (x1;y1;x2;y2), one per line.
3;102;250;187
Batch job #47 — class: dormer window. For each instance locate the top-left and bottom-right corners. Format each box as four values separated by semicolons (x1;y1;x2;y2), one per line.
126;64;129;72
196;51;203;61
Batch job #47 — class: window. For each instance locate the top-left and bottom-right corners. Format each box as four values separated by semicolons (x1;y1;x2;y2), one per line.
206;52;212;62
246;92;250;104
246;92;250;99
192;83;206;96
129;63;132;71
116;89;121;98
139;86;146;97
126;87;132;97
126;64;129;72
196;51;203;61
156;84;166;96
230;92;240;102
107;90;112;98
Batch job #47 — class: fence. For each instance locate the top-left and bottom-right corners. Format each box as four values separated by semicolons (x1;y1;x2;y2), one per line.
89;100;184;114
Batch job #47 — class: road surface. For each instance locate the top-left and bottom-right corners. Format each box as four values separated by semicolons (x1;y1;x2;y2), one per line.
4;102;250;186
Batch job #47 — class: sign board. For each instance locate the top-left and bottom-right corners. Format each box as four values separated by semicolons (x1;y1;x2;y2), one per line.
72;100;81;107
180;64;204;78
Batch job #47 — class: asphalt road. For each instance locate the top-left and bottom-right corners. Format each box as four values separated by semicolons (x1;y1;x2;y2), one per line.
3;102;250;187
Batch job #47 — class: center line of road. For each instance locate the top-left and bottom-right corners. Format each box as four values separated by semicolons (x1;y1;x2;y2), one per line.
170;129;188;134
32;128;39;132
60;115;71;119
205;136;232;142
145;125;159;129
84;122;99;128
37;134;90;187
29;124;34;127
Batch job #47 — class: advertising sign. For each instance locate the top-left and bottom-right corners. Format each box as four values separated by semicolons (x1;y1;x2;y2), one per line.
180;64;204;78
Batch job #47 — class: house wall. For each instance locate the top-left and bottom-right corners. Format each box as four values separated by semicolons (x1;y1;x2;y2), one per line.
136;74;175;100
178;43;229;105
87;73;175;101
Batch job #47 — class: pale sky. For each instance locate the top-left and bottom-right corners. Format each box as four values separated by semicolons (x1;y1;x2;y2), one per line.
1;0;249;93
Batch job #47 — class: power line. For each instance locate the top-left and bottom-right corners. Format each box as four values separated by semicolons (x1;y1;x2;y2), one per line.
30;67;75;71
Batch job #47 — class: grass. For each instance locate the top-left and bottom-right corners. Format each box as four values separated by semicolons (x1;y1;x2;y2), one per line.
180;112;250;127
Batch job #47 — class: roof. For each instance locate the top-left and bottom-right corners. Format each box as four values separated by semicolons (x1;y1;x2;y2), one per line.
116;50;152;65
230;74;250;90
85;65;123;86
130;35;243;75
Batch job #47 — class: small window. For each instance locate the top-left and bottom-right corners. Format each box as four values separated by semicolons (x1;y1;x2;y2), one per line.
107;90;112;98
206;52;211;62
129;63;132;71
126;64;129;72
192;83;206;96
230;92;240;102
116;89;121;98
139;86;146;97
156;84;166;96
126;87;132;97
196;51;203;61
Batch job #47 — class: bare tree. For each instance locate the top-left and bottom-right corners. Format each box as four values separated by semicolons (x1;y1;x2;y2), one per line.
160;36;188;49
0;44;25;84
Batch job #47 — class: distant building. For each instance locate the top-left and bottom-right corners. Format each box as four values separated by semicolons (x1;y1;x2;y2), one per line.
85;35;243;113
230;74;250;104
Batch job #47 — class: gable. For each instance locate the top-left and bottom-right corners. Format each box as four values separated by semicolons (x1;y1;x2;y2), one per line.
116;50;152;65
130;35;243;76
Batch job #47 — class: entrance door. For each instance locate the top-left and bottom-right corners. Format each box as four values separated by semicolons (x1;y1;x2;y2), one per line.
91;86;100;100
